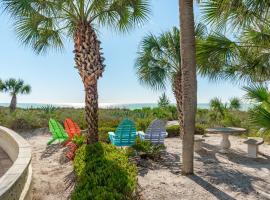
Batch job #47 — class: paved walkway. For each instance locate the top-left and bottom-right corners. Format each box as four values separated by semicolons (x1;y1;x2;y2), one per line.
0;148;12;177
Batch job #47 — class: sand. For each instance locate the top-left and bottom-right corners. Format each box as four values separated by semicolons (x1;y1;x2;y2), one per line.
19;129;270;200
22;129;74;200
0;147;12;177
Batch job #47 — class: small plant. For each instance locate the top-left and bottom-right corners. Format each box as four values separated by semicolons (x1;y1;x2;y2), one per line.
158;93;170;108
128;138;165;160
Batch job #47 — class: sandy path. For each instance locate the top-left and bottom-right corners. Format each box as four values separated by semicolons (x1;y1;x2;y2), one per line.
138;134;270;200
20;129;270;200
22;129;74;200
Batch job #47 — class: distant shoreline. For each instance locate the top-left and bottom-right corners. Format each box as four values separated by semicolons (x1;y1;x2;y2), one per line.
0;103;252;111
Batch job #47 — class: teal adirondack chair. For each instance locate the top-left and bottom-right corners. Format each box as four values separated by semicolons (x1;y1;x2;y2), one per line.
48;119;68;145
109;119;137;147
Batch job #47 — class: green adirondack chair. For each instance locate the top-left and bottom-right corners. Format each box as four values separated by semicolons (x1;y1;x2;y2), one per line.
109;119;137;147
48;119;68;145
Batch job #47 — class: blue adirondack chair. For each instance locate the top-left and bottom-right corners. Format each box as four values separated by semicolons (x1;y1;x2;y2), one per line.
109;119;137;147
138;119;167;144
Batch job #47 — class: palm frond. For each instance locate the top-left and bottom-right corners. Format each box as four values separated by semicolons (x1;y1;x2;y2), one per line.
91;0;150;32
243;84;270;104
249;106;270;130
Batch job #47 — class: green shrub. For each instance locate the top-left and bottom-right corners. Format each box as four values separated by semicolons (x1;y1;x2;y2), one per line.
166;125;180;137
127;138;165;160
221;113;241;127
72;135;86;147
72;143;137;200
166;124;205;136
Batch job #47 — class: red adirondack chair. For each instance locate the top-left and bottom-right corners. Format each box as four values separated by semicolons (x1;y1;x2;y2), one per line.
64;118;81;140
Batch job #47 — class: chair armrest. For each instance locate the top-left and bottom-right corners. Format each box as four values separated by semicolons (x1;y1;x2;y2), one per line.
137;131;145;136
137;131;145;140
108;132;115;136
108;132;115;142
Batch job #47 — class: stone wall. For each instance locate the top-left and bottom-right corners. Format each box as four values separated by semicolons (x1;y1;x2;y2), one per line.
0;126;32;200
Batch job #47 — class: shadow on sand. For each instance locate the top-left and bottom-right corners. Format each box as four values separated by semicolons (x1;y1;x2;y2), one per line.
139;139;270;199
188;175;236;200
40;143;62;159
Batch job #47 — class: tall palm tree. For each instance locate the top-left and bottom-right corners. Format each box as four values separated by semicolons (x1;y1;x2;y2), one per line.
2;0;150;143
135;24;206;127
179;0;197;175
1;78;31;112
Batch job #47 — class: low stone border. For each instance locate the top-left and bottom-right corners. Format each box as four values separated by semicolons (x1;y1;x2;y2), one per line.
0;126;32;200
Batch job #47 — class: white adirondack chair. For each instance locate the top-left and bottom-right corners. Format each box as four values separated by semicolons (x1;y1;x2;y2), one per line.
138;119;167;144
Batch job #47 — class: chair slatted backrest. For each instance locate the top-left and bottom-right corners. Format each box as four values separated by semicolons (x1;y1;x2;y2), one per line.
64;118;81;139
49;119;67;138
114;119;136;146
145;119;167;144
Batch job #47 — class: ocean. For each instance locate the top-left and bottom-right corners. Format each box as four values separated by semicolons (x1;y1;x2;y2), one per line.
0;103;251;111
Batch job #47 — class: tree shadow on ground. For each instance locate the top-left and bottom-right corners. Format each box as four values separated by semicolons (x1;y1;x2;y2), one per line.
137;151;181;177
188;174;237;200
40;143;62;159
194;142;269;197
202;143;270;170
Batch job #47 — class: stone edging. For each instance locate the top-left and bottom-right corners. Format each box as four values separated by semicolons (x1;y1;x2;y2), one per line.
0;126;32;200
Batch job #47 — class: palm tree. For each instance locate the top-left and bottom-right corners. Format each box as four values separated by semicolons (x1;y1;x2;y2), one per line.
1;78;31;112
179;0;197;175
229;97;241;110
0;79;3;91
135;25;206;119
197;0;270;84
243;84;270;130
3;0;150;143
209;97;225;117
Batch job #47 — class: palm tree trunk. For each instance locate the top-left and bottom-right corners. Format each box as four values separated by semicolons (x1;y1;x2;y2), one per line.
173;71;184;139
73;23;105;144
10;94;17;112
179;0;197;175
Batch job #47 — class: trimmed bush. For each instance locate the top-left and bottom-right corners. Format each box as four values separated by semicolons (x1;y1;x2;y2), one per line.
72;143;137;200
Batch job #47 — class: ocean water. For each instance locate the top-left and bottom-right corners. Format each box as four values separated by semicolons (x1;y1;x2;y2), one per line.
0;102;251;111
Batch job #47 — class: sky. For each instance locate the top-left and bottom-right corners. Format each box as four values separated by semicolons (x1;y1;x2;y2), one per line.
0;0;245;105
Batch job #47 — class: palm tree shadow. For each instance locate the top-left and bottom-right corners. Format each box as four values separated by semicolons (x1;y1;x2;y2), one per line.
194;143;269;197
138;151;181;177
188;175;237;200
202;143;270;170
40;143;62;159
